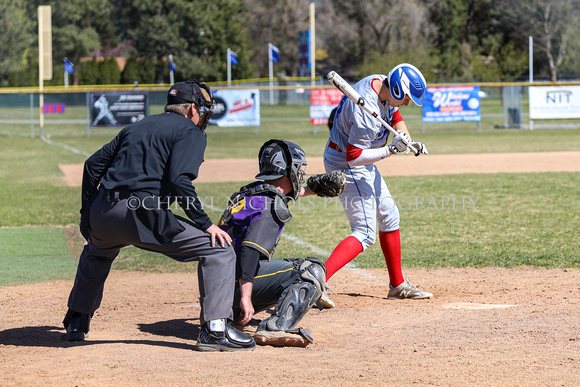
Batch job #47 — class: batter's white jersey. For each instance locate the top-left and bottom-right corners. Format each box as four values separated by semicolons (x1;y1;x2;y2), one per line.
324;74;402;250
329;74;399;154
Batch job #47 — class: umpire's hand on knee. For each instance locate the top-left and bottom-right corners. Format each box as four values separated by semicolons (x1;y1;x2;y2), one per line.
205;224;232;248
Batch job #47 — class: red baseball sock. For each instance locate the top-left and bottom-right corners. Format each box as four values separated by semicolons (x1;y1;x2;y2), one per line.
379;230;404;287
325;236;363;280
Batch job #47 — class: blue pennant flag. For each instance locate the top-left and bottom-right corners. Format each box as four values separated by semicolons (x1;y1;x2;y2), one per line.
230;50;239;65
169;55;176;71
64;58;74;74
270;44;280;63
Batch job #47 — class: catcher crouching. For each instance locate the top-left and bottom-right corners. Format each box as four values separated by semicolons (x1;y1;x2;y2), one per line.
219;139;345;347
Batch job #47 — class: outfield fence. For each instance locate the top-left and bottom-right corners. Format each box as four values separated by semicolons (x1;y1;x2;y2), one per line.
1;79;580;138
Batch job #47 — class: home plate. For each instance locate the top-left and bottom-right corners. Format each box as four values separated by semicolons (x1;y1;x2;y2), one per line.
443;303;517;310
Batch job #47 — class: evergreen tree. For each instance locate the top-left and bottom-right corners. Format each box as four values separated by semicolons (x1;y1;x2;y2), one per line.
21;0;113;85
112;0;255;83
121;57;141;85
0;0;35;86
100;57;121;85
77;57;100;85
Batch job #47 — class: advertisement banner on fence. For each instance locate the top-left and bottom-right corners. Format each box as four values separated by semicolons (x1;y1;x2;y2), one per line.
89;92;149;127
210;89;260;127
422;86;481;123
310;88;344;125
529;86;580;119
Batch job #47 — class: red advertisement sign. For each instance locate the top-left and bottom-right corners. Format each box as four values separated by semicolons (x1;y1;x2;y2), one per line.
310;89;344;125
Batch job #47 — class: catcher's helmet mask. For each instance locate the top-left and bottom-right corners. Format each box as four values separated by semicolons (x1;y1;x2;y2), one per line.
385;63;426;107
256;139;307;201
167;79;215;130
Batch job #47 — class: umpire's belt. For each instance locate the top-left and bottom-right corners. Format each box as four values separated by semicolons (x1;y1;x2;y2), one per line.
328;141;343;153
101;189;133;202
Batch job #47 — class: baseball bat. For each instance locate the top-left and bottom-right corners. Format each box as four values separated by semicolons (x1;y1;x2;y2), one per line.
327;71;419;155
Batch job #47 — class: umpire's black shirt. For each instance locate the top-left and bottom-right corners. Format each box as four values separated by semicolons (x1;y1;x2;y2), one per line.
81;112;212;244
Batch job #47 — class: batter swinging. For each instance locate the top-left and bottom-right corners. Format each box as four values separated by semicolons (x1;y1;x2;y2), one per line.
323;63;432;302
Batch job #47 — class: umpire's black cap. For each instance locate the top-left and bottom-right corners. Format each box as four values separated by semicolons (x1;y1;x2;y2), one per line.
167;79;213;107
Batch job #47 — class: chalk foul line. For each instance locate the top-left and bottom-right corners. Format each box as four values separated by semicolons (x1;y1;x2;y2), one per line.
40;134;91;158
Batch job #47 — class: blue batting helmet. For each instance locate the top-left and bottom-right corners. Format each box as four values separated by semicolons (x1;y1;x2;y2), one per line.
386;63;426;106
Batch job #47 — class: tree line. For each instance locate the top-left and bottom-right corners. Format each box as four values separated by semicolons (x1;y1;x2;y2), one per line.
1;0;579;87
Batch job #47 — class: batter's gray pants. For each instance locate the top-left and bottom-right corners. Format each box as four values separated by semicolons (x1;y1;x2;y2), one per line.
67;190;236;325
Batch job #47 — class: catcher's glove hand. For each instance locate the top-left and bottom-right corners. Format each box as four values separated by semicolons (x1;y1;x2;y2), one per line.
307;170;346;197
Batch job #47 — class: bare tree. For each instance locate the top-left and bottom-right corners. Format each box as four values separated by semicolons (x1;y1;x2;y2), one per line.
241;0;433;78
325;0;431;58
241;0;310;77
318;0;433;76
505;0;580;81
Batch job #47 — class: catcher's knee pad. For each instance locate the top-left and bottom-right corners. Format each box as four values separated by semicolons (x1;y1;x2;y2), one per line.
260;281;322;332
298;256;327;293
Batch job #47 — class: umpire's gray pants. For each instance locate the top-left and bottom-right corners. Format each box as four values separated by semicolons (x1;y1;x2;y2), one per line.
67;190;236;325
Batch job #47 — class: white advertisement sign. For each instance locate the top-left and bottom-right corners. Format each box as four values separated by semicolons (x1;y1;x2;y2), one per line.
529;86;580;119
210;89;260;127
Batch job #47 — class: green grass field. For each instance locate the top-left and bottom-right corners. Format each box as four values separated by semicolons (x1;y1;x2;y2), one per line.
0;104;579;285
0;227;78;285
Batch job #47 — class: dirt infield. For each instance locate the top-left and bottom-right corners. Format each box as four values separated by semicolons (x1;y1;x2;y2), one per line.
2;152;578;386
1;267;579;386
59;151;580;185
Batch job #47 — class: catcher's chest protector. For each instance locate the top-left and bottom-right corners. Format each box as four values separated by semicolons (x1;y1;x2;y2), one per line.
220;182;292;227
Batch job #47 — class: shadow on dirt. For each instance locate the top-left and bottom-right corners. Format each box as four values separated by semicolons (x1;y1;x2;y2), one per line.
0;320;200;350
339;292;389;301
138;318;200;341
0;325;64;347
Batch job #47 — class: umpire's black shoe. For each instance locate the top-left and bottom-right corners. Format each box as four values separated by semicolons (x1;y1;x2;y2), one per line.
63;309;91;342
195;320;256;352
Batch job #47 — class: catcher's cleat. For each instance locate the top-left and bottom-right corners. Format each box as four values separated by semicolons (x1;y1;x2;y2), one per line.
232;318;261;336
63;310;91;342
195;321;256;352
254;327;313;347
388;279;433;299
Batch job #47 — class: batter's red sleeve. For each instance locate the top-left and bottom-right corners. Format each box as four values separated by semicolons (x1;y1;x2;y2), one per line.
346;143;363;163
391;110;404;126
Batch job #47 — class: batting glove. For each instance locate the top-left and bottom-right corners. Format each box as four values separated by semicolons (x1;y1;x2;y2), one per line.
388;130;410;155
405;141;429;156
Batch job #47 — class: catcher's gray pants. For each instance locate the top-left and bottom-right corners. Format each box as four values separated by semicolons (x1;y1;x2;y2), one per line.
67;190;236;325
232;259;299;319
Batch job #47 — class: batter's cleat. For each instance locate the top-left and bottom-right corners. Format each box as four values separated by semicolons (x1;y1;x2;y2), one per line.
195;321;256;352
388;279;433;299
319;290;336;309
63;310;91;342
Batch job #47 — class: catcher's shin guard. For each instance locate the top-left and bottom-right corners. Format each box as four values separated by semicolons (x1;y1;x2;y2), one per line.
260;280;322;332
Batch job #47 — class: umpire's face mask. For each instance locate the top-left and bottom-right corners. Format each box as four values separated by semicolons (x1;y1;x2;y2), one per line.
196;85;214;131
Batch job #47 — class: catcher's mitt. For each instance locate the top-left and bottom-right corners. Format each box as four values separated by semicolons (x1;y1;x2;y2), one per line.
307;170;346;197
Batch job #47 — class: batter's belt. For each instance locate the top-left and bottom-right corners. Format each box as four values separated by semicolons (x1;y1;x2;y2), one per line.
328;141;343;153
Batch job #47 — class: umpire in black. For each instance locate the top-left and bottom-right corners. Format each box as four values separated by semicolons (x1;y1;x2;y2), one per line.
63;79;255;352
